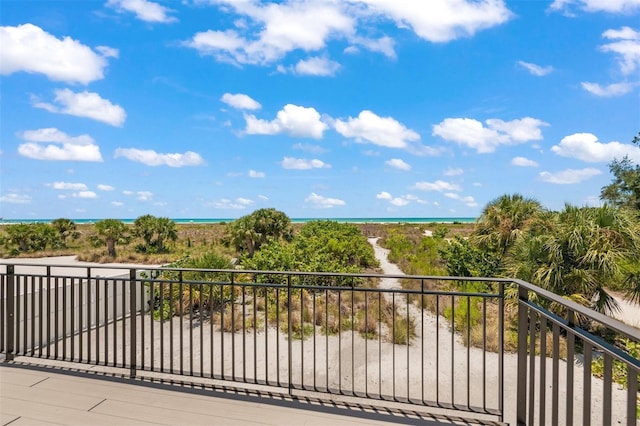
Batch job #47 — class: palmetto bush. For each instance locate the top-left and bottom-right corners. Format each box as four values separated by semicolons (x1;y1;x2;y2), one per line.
149;252;234;319
506;204;640;315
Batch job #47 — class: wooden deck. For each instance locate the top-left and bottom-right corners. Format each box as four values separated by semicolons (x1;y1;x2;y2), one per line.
0;359;502;426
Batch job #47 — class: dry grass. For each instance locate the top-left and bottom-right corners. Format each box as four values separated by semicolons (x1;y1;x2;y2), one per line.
214;305;246;332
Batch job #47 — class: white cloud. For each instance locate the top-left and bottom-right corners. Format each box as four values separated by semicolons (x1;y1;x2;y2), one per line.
96;46;119;58
354;0;512;43
581;81;636;97
111;201;124;207
185;1;508;69
511;156;539;167
48;182;88;190
550;0;640;13
599;26;640;75
17;128;103;162
292;142;328;154
106;0;177;23
248;169;265;178
33;89;126;127
292;56;341;76
211;197;255;210
245;104;327;138
539;168;602;184
432;117;548;153
551;132;640;163
444;192;478;207
0;23;113;84
344;45;360;54
349;35;396;59
305;192;346;209
517;60;553;76
236;197;254;206
19;128;94;145
413;180;461;192
136;191;153;201
73;191;98;199
580;27;640;97
443;167;464;176
114;148;205;167
0;193;31;204
258;195;269;201
280;157;330;170
334;110;420;149
221;93;261;110
185;1;354;66
385;158;411;171
376;191;421;207
389;197;410;207
603;26;640;40
97;184;115;191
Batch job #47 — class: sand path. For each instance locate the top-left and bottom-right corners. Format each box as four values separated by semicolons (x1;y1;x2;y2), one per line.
367;237;635;426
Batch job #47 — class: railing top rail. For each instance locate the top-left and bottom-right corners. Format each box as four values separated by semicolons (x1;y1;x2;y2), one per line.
0;261;514;283
513;278;640;341
0;261;163;271
2;261;637;340
522;298;640;370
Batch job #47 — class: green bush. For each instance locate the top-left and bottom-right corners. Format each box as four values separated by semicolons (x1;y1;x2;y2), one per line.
241;220;378;286
150;252;234;319
591;339;640;389
591;339;640;419
381;228;448;276
3;223;62;252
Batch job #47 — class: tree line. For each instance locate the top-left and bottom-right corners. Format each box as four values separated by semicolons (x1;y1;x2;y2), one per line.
1;215;178;258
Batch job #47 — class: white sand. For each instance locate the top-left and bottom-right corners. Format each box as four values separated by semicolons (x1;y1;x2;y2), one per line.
367;238;635;426
610;291;640;329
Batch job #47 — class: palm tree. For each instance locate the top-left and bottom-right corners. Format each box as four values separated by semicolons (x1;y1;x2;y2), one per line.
51;218;80;246
93;219;129;257
227;208;292;258
154;217;177;253
473;193;543;259
133;214;157;250
4;223;60;252
506;204;640;314
5;223;33;252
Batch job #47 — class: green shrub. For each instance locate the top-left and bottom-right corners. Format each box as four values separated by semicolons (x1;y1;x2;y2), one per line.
591;339;640;390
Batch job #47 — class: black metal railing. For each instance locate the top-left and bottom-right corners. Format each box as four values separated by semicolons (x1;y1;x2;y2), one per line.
1;262;639;425
515;279;639;426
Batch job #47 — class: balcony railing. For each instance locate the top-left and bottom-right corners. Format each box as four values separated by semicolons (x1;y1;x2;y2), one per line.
1;262;638;425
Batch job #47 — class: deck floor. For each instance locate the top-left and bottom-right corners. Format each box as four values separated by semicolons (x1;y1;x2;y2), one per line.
0;359;500;426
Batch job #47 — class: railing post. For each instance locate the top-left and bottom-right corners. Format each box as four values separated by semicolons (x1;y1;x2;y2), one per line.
287;274;293;396
5;265;15;361
498;281;505;422
565;309;575;426
516;283;528;425
129;268;137;378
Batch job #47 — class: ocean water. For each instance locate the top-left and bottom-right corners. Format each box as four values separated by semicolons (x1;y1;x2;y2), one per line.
0;217;476;225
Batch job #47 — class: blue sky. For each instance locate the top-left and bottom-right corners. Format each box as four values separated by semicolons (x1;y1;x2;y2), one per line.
1;0;639;220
